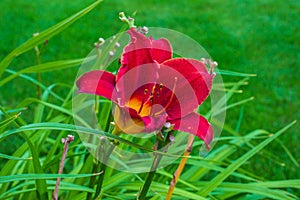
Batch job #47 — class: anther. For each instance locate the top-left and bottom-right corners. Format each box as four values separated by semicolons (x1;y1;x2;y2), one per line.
159;83;163;89
144;89;148;94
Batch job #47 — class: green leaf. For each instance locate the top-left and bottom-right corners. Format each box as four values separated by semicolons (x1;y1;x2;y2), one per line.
0;180;95;199
5;69;65;101
0;122;154;152
0;153;32;161
0;0;103;77
0;107;49;199
216;182;297;200
197;121;296;197
217;69;257;77
0;112;20;128
0;172;102;183
0;58;90;86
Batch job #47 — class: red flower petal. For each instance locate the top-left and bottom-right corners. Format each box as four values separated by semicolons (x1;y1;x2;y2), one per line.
115;62;159;107
157;58;213;119
113;104;167;134
116;28;172;82
171;112;214;149
150;36;172;63
76;70;116;100
162;58;213;105
113;105;145;134
142;114;167;133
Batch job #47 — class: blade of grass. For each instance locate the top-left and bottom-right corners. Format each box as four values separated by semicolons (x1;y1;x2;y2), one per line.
0;107;49;200
215;182;297;200
0;153;32;161
275;139;300;167
5;69;64;102
0;112;21;128
182;129;268;181
197;120;297;197
0;172;102;183
0;0;103;77
217;69;257;77
0;180;96;199
0;57;93;86
0;122;155;153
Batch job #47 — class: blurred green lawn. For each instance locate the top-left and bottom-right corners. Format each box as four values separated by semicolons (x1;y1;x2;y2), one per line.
0;0;299;179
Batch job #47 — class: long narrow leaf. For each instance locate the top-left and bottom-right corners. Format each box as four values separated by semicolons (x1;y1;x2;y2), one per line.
197;121;296;197
0;58;88;86
0;0;102;77
0;172;102;183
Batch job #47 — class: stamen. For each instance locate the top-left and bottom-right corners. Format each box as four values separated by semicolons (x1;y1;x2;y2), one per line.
159;83;163;89
154;77;178;116
138;97;146;114
138;88;150;114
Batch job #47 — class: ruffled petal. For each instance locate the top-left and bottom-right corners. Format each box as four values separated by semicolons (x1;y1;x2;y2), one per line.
113;105;167;135
162;58;213;105
171;112;213;149
115;63;159;107
113;105;145;134
117;29;152;81
76;70;116;100
142;113;167;133
150;36;172;63
116;28;172;82
157;58;213;119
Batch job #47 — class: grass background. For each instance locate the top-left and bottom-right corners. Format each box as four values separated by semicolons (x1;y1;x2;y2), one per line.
0;0;299;181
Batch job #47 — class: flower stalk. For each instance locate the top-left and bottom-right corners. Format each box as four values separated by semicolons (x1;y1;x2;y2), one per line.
93;127;120;199
119;12;136;28
52;135;74;200
138;130;173;199
166;134;195;200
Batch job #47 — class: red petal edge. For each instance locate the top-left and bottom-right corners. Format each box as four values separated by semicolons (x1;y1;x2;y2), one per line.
76;70;116;100
117;28;172;82
171;112;214;150
161;58;213;106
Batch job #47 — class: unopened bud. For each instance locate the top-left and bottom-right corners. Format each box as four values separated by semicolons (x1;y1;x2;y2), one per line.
109;50;114;56
98;37;105;44
33;32;39;37
137;26;149;35
212;61;218;67
94;42;99;48
119;12;127;22
66;135;75;142
164;122;171;128
169;134;175;142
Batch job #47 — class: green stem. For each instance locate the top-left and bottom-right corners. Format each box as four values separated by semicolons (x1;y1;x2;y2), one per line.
138;133;170;200
86;157;98;200
34;45;42;99
93;127;120;199
94;146;114;199
138;152;164;199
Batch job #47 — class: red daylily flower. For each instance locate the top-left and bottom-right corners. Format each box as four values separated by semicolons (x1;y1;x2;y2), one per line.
76;28;214;148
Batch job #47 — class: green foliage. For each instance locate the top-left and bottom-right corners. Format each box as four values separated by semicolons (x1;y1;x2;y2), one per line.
0;0;299;199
